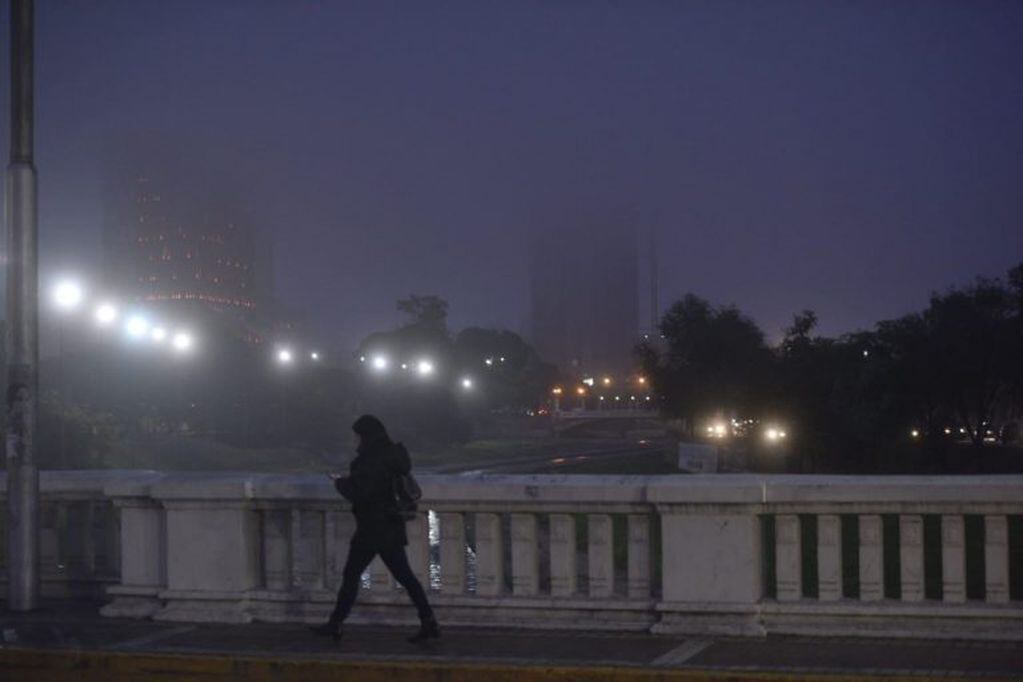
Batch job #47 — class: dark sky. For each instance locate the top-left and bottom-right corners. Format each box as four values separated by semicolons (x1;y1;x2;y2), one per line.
3;0;1022;348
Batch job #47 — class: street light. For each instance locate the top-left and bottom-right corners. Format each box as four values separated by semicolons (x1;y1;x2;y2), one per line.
172;332;193;353
461;377;474;390
125;315;150;339
52;279;84;311
417;359;435;377
370;354;389;372
93;302;118;326
277;348;294;365
310;351;320;361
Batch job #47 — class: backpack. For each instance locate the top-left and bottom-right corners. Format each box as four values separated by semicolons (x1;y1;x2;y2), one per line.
392;471;422;521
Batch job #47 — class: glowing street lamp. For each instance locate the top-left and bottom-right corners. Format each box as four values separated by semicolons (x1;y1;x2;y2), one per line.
602;376;612;387
172;332;193;353
94;302;118;326
53;279;84;310
277;348;294;365
150;326;168;344
417;359;435;377
310;351;320;361
125;315;150;339
370;354;389;372
461;377;474;390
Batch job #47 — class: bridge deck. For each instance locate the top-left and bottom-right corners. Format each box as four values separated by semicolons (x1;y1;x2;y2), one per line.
1;602;1019;681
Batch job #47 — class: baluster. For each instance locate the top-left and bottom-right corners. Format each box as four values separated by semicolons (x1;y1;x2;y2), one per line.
291;509;324;589
406;513;430;587
588;514;613;598
549;514;576;597
323;511;338;590
327;511;355;590
817;514;842;601
40;503;61;581
84;501;98;576
439;512;466;595
263;508;291;590
899;515;924;601
858;515;884;601
941;515;966;603
984;515;1009;604
627;514;651;600
474;513;503;596
775;514;802;601
511;513;538;596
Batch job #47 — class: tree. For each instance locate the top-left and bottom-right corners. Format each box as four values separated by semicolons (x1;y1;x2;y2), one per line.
397;294;449;332
453;327;556;411
640;294;773;437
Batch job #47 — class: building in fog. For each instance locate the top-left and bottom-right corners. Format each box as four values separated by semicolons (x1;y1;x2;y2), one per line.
529;219;639;376
104;173;269;312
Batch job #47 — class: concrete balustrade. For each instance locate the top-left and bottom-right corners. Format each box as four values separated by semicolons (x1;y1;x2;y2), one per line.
2;471;1022;640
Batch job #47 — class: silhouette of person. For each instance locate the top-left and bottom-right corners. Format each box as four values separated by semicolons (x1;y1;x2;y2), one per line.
311;415;439;643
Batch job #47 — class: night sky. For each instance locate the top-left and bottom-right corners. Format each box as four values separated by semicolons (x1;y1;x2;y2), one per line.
2;1;1021;349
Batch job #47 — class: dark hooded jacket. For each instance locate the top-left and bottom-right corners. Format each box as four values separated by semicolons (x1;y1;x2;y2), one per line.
335;436;411;550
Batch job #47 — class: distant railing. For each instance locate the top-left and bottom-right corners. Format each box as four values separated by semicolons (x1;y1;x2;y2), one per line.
2;471;1021;639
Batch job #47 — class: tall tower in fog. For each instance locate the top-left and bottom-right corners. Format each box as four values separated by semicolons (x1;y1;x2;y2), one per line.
103;162;271;313
529;219;639;375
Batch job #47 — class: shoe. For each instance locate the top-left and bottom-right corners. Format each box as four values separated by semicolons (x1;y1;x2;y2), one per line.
309;622;341;641
407;618;440;643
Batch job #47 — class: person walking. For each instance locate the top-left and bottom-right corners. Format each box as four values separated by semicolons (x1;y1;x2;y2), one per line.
310;415;439;643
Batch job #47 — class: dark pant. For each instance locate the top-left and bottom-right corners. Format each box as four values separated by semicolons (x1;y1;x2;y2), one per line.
329;540;434;624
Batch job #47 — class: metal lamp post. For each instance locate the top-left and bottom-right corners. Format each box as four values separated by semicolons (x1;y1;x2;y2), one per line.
6;0;40;611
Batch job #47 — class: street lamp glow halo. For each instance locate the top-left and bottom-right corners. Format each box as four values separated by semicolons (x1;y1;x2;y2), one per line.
53;279;85;310
125;315;150;339
94;302;118;325
172;332;194;353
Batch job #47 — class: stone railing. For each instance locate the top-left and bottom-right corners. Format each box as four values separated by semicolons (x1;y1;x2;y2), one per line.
3;471;1022;639
0;471;124;599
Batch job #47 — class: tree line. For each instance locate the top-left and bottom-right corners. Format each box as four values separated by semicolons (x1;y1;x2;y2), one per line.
638;263;1023;473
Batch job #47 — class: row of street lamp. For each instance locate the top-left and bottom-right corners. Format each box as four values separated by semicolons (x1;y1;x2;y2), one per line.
51;279;195;354
359;352;476;392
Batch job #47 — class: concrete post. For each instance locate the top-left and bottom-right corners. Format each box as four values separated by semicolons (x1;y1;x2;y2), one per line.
817;514;842;601
511;513;538;596
858;515;884;601
627;514;651;599
587;513;614;598
899;515;924;602
775;515;802;601
983;515;1009;604
941;515;966;603
474;513;503;596
405;513;429;588
549;513;576;597
439;512;465;595
5;0;40;613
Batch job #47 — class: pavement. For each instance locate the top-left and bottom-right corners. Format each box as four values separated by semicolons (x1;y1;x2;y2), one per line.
1;602;1021;681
